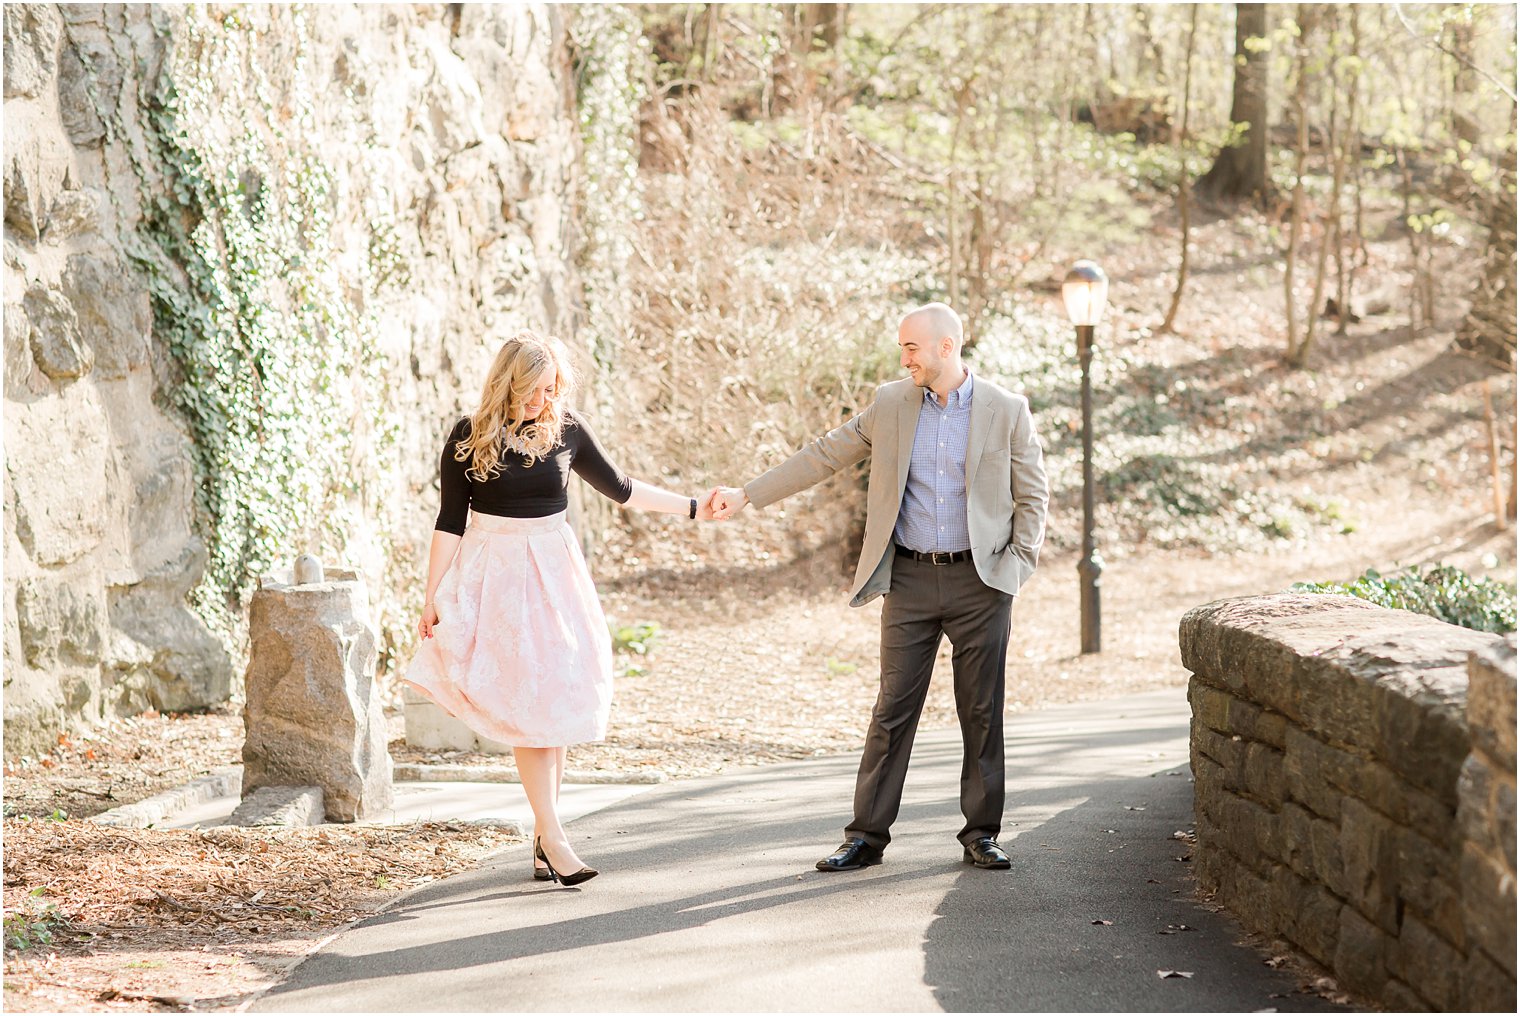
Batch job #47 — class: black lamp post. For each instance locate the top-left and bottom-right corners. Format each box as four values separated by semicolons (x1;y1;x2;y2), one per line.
1062;260;1109;655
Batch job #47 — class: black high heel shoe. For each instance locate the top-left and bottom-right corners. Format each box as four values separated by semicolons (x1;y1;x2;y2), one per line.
532;857;553;881
534;837;598;887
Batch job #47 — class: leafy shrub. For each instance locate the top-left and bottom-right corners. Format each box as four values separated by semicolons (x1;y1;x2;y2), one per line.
610;620;661;679
3;890;67;952
610;621;662;656
1292;565;1518;634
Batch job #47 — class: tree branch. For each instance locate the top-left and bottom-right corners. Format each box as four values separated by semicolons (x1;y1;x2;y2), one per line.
1392;5;1517;103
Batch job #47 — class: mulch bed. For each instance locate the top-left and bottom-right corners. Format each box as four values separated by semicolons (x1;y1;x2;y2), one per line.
2;819;521;1012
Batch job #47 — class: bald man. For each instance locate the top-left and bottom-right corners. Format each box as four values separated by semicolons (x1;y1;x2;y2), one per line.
711;302;1049;871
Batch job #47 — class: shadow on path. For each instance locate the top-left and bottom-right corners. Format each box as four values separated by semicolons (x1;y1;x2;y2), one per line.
925;766;1348;1013
254;692;1356;1013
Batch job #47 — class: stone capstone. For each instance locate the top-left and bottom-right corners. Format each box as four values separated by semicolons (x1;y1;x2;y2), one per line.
241;571;392;822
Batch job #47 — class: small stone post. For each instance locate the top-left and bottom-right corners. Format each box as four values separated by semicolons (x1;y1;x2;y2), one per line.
242;561;392;821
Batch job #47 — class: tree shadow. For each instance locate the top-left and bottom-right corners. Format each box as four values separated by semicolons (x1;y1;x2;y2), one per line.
254;698;1355;1012
922;766;1355;1013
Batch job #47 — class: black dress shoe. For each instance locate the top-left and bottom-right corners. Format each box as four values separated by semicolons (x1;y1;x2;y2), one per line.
963;837;1011;869
816;839;884;872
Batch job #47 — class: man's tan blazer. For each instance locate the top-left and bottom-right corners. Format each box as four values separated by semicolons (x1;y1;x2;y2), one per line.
744;375;1049;607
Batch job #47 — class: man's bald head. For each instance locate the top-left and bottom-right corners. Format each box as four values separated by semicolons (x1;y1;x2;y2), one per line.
897;302;967;397
899;303;964;353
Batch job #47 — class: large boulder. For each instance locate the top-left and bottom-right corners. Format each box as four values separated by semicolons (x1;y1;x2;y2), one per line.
241;568;392;822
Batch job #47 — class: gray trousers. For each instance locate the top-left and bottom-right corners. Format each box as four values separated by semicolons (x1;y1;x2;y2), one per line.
845;554;1013;849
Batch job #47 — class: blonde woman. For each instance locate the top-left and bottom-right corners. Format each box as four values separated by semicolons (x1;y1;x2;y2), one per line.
405;331;715;887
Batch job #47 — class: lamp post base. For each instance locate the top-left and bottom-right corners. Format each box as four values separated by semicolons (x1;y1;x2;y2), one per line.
1078;554;1103;654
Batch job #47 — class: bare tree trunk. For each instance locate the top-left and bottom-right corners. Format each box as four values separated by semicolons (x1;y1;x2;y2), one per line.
1197;3;1272;203
787;4;841;57
948;100;960;311
1396;133;1434;332
1300;18;1342;365
700;3;723;81
1396;144;1418;330
1284;12;1313;364
1134;3;1162;85
1333;12;1361;335
1482;380;1509;529
1455;101;1519;367
1161;5;1199;334
947;82;969;311
1350;6;1369;268
1501;459;1513;523
1450;17;1482;145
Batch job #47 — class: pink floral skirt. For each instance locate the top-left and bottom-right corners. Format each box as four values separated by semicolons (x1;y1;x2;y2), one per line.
403;510;612;748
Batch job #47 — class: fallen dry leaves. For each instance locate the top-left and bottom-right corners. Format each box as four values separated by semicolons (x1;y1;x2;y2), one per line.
3;707;243;821
2;819;520;1012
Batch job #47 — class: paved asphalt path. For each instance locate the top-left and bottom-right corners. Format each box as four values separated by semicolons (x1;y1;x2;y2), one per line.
256;690;1350;1012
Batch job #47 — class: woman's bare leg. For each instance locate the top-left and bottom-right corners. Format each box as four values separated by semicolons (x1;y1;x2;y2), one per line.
515;746;587;874
530;747;568;873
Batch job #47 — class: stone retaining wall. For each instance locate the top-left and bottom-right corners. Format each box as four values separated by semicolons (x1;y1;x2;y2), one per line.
1180;593;1516;1011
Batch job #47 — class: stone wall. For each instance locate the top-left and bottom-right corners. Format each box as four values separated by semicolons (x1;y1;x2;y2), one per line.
4;4;581;753
1181;593;1516;1011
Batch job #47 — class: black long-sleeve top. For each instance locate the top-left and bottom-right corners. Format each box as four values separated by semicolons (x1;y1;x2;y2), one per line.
434;410;633;534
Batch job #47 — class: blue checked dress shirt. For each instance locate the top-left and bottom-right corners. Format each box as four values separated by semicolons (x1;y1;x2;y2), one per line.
893;368;974;554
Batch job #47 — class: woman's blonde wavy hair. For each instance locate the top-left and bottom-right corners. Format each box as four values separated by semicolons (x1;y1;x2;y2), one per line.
456;331;576;480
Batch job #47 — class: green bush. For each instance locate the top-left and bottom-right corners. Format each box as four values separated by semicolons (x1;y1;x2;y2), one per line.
3;890;67;952
1292;565;1518;634
610;621;662;657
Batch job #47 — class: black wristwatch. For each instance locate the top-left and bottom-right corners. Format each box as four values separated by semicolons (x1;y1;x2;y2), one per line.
689;497;697;519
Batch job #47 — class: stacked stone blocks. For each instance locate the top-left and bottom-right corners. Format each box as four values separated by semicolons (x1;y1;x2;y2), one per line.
1181;593;1516;1011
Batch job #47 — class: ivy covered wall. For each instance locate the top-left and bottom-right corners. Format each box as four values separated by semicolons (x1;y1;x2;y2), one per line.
3;3;595;752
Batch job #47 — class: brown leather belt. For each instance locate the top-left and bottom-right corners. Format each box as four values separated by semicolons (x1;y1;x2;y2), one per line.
895;544;972;565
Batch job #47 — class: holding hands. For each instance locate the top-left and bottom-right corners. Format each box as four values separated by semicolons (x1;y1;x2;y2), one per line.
702;486;748;521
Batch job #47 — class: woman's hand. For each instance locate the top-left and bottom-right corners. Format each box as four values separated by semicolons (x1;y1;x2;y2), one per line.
709;486;748;520
696;487;721;521
419;602;440;639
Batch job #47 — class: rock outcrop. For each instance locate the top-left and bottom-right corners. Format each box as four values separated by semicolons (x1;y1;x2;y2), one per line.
3;4;581;752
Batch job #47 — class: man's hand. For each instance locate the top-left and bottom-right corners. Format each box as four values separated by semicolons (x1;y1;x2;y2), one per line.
696;487;721;521
709;486;749;520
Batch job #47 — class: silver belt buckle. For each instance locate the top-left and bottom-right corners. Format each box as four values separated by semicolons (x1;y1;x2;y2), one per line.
931;551;951;565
